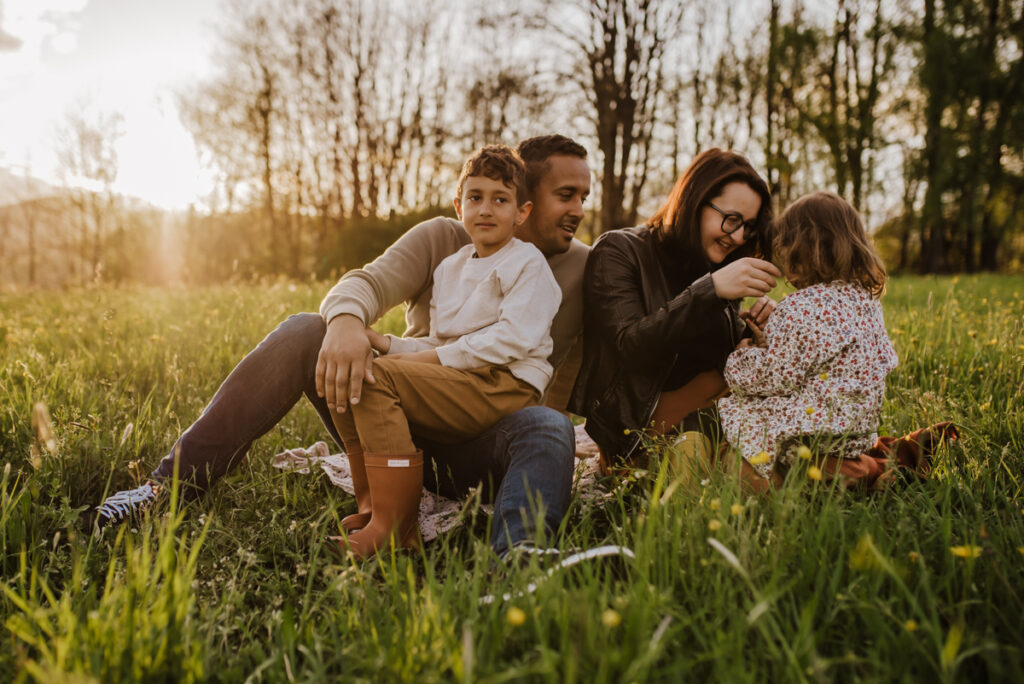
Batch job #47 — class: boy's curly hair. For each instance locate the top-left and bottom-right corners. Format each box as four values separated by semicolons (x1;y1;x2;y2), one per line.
456;145;528;205
774;191;887;297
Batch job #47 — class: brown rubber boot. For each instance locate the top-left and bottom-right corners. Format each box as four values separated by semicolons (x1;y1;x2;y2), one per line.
341;450;423;560
340;445;371;532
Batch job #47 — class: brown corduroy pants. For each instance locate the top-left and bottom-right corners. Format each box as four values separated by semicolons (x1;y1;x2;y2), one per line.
331;357;540;455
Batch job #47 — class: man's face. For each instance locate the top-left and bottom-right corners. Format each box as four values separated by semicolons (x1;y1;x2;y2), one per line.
515;155;591;256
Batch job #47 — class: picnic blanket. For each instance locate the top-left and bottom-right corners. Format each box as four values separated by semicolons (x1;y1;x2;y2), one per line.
272;424;606;541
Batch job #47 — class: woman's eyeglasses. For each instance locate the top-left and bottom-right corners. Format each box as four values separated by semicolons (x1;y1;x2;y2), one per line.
707;201;758;240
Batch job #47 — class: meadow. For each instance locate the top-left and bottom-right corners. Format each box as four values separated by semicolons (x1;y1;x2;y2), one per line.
1;275;1022;682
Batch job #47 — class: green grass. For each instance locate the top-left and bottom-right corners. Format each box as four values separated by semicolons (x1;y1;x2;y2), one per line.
1;275;1023;682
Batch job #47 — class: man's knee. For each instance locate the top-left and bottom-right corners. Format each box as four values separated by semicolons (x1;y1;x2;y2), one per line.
500;406;575;464
277;312;326;346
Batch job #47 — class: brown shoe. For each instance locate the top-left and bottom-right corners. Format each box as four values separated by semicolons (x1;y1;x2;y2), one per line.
340;445;371;532
340;450;423;560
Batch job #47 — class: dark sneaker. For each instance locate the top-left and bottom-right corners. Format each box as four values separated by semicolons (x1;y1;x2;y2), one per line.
92;481;161;527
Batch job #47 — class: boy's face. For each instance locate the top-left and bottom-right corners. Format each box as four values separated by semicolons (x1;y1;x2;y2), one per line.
454;175;532;258
515;155;590;257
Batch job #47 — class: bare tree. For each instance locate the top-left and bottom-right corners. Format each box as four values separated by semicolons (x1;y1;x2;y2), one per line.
536;0;685;234
55;101;124;284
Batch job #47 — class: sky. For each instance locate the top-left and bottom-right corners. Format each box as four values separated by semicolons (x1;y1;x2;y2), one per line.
0;0;223;209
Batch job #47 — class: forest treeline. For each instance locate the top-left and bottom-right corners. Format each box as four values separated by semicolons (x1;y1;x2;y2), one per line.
2;0;1022;288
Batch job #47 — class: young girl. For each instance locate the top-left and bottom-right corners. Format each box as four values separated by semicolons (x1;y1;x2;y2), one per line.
717;191;899;485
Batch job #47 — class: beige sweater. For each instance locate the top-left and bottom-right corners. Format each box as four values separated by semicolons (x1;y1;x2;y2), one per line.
385;238;560;393
319;217;590;404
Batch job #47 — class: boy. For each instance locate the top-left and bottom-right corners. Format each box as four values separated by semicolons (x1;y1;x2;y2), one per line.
330;144;561;559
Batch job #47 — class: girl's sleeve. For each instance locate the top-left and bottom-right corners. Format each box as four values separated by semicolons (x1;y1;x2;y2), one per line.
724;291;855;397
435;255;561;369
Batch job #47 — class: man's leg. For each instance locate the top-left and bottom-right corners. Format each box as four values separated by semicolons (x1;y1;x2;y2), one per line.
416;406;575;558
150;313;343;493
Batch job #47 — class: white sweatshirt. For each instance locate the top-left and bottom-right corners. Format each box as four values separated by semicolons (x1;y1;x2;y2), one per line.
386;237;561;394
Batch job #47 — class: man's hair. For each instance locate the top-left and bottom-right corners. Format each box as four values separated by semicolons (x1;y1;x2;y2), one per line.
647;148;773;266
516;135;588;197
456;144;528;205
773;191;887;297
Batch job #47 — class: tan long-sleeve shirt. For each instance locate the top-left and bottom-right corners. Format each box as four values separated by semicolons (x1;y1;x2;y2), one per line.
319;216;589;408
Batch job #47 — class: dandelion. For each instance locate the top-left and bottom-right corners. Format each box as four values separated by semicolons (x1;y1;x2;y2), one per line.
968;330;978;338
749;451;771;465
796;445;813;460
819;372;828;380
507;607;526;627
1017;547;1024;556
623;428;631;435
730;504;744;516
949;545;982;559
905;620;918;632
708;519;722;532
709;498;721;511
807;465;823;481
805;406;815;416
601;609;622;628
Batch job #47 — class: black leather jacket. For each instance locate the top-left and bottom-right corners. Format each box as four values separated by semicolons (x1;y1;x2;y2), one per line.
568;226;746;464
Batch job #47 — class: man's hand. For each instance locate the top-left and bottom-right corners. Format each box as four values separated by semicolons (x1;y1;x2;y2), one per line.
316;314;376;413
740;295;775;328
711;258;781;300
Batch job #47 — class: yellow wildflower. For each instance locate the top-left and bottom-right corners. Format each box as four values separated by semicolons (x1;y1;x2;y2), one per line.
730;504;744;516
749;451;771;465
905;620;918;632
507;607;526;627
708;519;722;531
601;609;622;628
908;551;919;563
709;498;721;511
1017;547;1024;556
623;428;631;435
949;545;982;559
807;465;823;481
805;406;815;416
819;372;828;380
796;445;813;460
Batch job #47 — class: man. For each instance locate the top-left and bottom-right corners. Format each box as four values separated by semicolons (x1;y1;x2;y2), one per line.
95;135;592;560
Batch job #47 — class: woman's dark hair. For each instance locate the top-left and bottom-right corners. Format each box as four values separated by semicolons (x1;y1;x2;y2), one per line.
646;148;773;265
773;191;887;298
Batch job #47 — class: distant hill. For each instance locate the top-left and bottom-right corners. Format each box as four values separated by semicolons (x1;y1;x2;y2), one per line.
0;167;57;206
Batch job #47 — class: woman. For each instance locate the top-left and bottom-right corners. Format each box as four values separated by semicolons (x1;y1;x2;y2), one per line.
569;149;781;474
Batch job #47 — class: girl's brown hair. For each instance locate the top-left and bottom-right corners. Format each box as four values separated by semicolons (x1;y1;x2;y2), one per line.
773;191;887;297
647;148;773;266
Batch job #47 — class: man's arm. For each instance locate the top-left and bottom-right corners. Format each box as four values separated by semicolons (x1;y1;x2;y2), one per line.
315;216;466;412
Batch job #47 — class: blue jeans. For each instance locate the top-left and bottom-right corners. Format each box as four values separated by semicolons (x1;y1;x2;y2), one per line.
151;313;574;556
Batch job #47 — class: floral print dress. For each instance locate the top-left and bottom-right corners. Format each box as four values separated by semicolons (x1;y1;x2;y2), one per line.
718;282;899;478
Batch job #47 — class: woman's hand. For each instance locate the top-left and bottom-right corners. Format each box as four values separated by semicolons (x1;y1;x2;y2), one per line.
711;258;781;300
365;327;390;354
